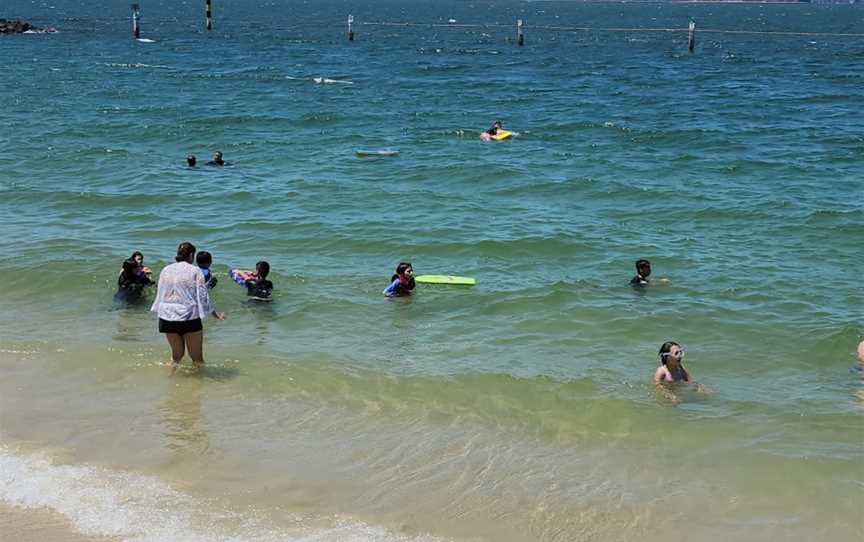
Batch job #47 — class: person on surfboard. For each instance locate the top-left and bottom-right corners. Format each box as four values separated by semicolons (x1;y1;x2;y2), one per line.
480;120;504;141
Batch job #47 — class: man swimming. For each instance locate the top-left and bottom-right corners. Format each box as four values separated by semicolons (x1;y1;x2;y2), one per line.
207;151;228;166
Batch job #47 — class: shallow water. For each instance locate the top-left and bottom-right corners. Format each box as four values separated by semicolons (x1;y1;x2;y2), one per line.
1;0;863;540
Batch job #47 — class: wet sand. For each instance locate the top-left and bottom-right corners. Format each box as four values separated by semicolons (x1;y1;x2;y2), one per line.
0;502;118;542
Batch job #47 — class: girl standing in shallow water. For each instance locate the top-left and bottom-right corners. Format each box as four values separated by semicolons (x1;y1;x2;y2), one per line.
654;341;711;403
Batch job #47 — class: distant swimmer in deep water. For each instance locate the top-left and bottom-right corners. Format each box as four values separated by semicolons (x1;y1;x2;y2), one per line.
630;259;670;287
196;250;217;289
206;151;229;167
479;120;503;142
654;341;711;404
383;262;416;297
186;154;197;167
230;261;273;301
630;259;652;286
116;256;154;304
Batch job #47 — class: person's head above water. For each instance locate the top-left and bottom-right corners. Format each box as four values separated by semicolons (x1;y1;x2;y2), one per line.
130;251;144;266
396;262;413;277
213;151;224;163
255;261;270;279
493;120;502;128
658;341;683;366
186;154;196;167
636;259;651;278
175;241;196;263
196;251;212;269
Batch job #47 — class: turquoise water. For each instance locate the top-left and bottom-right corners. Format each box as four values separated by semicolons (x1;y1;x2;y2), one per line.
1;1;863;540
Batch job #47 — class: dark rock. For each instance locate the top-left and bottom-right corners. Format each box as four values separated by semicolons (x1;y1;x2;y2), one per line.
0;18;54;34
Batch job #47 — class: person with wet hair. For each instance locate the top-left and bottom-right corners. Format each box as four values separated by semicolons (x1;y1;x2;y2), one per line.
186;154;197;167
383;262;415;297
206;151;228;166
229;260;274;301
116;257;154;304
151;241;225;374
630;259;652;286
654;341;711;403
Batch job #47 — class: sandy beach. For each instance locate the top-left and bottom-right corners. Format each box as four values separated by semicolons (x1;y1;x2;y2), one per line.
0;502;117;542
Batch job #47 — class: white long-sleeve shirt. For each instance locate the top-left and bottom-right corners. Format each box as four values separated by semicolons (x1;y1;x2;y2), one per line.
150;261;213;321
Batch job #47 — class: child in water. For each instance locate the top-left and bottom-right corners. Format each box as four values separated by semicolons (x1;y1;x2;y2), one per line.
230;261;273;301
630;259;652;286
127;251;152;278
630;259;670;287
383;262;415;297
653;341;711;403
196;251;218;289
116;257;154;303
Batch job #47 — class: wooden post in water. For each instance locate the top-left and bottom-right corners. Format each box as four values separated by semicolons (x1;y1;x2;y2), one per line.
131;3;140;39
205;0;212;31
517;19;524;46
348;14;354;41
688;20;696;53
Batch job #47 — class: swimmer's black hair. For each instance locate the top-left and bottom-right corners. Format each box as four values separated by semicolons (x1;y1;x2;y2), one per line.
395;262;412;275
196;251;212;267
256;260;270;279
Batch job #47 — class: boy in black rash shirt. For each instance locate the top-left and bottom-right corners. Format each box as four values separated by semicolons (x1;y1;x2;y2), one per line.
630;259;652;287
230;261;273;301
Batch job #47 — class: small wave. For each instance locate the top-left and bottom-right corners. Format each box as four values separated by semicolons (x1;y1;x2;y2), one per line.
313;77;354;85
103;62;169;69
0;446;443;542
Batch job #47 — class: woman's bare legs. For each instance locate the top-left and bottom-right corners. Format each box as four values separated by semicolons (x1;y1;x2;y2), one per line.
165;333;186;375
185;331;205;370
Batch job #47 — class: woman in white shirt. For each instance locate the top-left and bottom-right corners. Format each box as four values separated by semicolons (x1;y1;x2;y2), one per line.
151;242;225;373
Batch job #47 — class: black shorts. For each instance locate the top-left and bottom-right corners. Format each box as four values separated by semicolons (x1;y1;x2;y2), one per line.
158;318;203;335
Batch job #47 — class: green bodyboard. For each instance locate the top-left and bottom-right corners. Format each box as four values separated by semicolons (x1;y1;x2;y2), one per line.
414;275;476;286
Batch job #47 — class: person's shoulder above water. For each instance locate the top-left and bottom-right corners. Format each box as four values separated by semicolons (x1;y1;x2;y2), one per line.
630;258;651;287
206;151;230;167
230;261;273;300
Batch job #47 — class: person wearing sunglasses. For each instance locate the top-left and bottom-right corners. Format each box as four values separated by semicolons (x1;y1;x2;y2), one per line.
654;341;710;403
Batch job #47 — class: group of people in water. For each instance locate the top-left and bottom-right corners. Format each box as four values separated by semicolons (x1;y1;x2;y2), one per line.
185;151;229;168
119;242;273;374
116;242;725;402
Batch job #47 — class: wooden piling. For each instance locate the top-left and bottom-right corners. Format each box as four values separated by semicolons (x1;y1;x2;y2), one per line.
131;3;140;39
205;0;212;31
688;20;696;53
517;19;524;46
348;14;354;41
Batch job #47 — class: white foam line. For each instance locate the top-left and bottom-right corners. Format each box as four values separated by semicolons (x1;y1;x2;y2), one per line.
0;446;446;542
313;77;354;85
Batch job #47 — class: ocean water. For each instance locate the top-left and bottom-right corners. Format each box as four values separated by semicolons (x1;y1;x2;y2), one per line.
1;0;863;540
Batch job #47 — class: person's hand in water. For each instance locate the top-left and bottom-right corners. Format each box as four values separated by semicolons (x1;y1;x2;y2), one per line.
213;311;226;321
